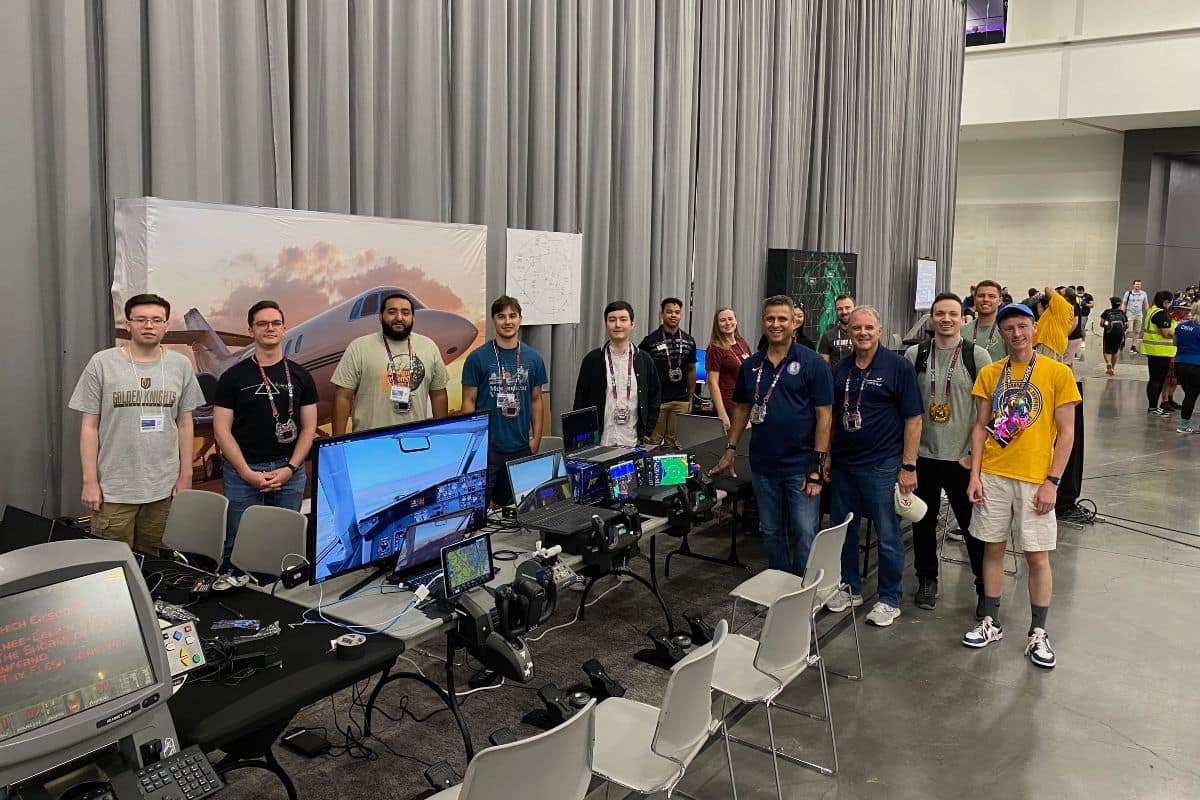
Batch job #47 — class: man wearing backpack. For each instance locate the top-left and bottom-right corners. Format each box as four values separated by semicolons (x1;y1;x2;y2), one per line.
1121;279;1150;354
905;293;993;612
1099;297;1128;376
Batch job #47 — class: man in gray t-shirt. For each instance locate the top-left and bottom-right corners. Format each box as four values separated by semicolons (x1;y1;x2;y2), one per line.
69;294;205;553
903;293;993;612
1121;279;1150;353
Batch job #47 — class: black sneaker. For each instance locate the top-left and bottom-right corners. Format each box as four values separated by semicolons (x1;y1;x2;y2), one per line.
915;578;938;610
1162;400;1181;411
1149;407;1169;416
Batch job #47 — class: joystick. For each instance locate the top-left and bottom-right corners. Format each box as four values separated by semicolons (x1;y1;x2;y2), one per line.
683;609;716;645
582;658;626;699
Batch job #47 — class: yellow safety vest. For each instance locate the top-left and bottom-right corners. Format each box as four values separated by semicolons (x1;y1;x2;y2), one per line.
1142;306;1177;357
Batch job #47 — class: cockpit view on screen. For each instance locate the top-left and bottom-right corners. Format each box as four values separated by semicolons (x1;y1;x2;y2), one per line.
508;451;571;514
312;414;489;583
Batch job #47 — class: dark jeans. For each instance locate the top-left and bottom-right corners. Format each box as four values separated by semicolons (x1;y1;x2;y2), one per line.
487;444;532;506
913;457;983;586
1177;362;1200;421
221;458;307;573
750;473;821;575
1147;355;1172;409
832;457;904;607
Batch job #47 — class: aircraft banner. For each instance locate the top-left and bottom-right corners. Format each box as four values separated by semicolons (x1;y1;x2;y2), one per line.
112;197;486;484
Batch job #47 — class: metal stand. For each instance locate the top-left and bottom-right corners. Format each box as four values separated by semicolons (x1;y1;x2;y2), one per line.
362;635;475;760
664;509;753;578
577;562;675;634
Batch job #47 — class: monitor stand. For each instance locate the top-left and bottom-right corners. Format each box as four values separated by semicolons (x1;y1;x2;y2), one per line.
338;562;393;600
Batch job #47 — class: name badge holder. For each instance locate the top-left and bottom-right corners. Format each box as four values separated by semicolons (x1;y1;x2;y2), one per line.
493;341;522;419
664;329;685;385
140;414;164;433
255;356;298;444
127;346;169;435
385;335;415;413
988;355;1037;448
749;355;789;427
927;343;961;425
606;343;634;427
841;365;871;433
668;367;683;383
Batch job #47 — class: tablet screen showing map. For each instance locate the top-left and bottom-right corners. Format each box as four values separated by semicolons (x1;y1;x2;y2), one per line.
441;535;494;597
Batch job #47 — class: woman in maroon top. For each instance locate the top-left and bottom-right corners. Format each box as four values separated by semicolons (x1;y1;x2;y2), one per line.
706;307;751;432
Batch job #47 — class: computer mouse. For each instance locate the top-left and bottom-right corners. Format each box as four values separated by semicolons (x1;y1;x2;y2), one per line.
568;691;592;709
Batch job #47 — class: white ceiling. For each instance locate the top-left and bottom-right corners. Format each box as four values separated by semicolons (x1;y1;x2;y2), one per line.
961;110;1200;141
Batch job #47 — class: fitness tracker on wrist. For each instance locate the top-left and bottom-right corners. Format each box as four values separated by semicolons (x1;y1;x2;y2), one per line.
725;442;737;451
1046;475;1061;486
901;463;917;472
285;463;298;473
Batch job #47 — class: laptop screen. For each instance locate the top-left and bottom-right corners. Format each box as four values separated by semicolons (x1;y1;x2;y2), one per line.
507;451;573;516
561;407;601;453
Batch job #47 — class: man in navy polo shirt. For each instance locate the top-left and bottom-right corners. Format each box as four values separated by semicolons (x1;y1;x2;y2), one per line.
711;295;833;575
824;305;924;628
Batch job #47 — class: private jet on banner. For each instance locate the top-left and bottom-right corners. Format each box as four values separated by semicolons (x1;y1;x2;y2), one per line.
117;287;480;478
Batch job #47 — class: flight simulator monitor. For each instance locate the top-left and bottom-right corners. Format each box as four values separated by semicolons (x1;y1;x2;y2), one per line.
644;453;691;487
0;539;176;789
309;412;490;584
507;451;572;514
606;459;639;502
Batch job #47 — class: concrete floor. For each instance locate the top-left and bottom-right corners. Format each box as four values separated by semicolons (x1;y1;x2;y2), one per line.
616;347;1200;799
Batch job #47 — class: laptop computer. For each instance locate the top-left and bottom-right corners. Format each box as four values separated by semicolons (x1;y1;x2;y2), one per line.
561;407;636;462
507;450;618;536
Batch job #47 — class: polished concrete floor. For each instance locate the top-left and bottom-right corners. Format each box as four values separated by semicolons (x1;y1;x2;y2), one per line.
614;346;1200;799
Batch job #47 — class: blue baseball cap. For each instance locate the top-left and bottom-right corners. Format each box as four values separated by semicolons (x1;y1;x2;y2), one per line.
995;303;1035;324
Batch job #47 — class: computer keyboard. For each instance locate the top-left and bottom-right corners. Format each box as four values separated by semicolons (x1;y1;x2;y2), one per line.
135;745;223;800
525;502;605;534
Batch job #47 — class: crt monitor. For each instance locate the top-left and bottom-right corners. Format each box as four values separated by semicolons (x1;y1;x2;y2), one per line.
507;451;572;515
0;539;176;788
309;411;490;584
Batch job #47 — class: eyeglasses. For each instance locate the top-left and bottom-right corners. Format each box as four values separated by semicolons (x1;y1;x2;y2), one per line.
253;320;285;329
128;317;167;326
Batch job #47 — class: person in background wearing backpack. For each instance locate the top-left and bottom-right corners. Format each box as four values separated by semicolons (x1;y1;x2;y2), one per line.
905;293;993;612
1099;296;1128;376
1121;279;1150;354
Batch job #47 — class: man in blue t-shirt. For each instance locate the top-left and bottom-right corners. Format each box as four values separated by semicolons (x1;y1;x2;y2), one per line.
462;296;548;506
825;306;924;628
711;295;833;576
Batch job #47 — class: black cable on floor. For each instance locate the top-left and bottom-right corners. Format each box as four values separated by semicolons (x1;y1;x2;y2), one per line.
1095;512;1200;539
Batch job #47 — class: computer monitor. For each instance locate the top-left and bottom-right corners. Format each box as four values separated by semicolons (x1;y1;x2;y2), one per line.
309;411;490;585
0;539;176;788
695;349;707;383
507;451;572;515
644;453;691;487
441;534;495;597
605;458;639;502
561;407;601;453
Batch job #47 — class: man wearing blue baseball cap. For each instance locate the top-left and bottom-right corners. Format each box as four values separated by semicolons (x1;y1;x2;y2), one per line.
961;302;1081;669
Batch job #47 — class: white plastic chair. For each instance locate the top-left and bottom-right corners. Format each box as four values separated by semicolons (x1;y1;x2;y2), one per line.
162;489;228;567
591;620;732;798
712;573;837;799
728;514;863;680
229;505;307;579
428;699;595;800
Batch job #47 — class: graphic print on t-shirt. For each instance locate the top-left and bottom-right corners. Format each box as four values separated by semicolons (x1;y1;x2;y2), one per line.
993;382;1044;429
376;354;427;393
485;366;531;397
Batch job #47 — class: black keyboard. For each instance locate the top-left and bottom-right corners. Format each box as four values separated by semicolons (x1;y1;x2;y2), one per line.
523;502;610;535
135;745;223;800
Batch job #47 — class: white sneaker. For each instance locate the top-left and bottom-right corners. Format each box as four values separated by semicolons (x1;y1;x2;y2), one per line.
865;602;901;627
945;529;964;542
1025;628;1057;669
824;588;864;613
962;616;1003;648
212;573;249;591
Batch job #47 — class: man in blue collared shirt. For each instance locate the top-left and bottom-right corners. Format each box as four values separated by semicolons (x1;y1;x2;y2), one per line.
712;295;833;575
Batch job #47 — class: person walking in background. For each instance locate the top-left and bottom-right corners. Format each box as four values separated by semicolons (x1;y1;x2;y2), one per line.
641;297;698;448
1076;285;1095;354
1143;290;1177;417
706;307;752;433
1122;279;1150;354
1173;302;1200;433
1099;297;1128;376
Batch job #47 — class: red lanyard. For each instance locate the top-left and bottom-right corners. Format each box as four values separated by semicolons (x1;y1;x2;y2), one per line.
493;340;521;395
753;357;789;406
383;335;414;388
972;321;997;348
929;343;961;403
843;366;872;417
732;339;749;362
254;356;294;421
605;343;633;402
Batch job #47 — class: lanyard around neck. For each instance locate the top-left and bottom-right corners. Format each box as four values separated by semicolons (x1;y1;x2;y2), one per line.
493;340;521;394
125;347;167;408
929;342;961;403
843;361;872;417
605;343;633;402
992;354;1037;414
254;355;293;421
753;354;789;407
383;334;414;388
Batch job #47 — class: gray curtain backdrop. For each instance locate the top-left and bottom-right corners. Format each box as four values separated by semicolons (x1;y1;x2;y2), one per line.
0;0;965;518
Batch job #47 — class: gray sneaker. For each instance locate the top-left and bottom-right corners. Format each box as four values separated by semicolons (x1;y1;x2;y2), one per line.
824;588;864;613
865;602;901;627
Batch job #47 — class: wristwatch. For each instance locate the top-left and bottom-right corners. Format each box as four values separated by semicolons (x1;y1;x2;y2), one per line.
725;442;737;451
284;463;299;473
900;463;917;472
1046;475;1061;486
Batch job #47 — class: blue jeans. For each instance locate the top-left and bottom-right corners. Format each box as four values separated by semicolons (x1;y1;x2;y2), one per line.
751;473;821;576
831;457;904;607
221;458;307;572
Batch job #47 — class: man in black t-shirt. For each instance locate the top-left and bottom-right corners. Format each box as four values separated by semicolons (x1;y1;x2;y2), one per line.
213;301;319;582
818;294;856;368
641;297;697;447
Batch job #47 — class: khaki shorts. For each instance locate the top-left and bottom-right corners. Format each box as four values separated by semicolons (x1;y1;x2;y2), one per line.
970;473;1057;552
91;496;173;552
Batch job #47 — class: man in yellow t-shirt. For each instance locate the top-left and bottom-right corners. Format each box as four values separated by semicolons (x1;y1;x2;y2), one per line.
962;303;1081;670
1031;286;1078;361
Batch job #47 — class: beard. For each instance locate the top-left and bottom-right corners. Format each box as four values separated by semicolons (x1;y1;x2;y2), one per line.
380;318;413;341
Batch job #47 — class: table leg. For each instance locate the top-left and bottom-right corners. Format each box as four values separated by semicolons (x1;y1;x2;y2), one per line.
216;746;298;800
361;649;475;761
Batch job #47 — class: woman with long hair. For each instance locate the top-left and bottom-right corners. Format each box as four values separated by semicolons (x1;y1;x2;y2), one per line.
705;307;751;432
